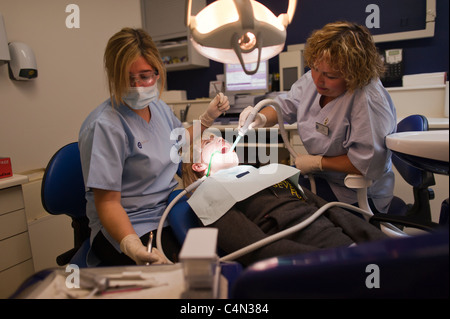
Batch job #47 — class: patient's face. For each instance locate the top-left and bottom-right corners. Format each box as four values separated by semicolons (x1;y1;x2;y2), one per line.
199;135;239;175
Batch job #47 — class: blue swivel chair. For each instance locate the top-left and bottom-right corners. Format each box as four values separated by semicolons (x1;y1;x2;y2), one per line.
41;142;90;267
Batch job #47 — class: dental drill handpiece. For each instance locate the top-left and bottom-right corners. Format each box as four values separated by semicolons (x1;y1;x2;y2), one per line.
239;107;259;137
230;107;259;153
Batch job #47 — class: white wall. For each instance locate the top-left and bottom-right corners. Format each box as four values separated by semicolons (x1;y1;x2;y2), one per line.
0;0;142;174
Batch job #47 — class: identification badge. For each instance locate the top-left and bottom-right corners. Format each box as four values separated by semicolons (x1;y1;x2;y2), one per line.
315;122;329;136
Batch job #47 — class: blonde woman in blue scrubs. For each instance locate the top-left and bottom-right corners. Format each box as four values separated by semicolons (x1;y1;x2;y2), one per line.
79;28;229;266
239;21;397;214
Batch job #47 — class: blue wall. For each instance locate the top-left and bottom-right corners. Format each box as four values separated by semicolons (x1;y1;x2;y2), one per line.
167;0;449;100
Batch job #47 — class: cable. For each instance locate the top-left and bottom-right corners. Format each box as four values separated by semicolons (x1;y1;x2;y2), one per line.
218;201;376;262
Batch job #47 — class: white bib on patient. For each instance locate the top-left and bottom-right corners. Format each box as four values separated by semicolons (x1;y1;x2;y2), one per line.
188;163;302;226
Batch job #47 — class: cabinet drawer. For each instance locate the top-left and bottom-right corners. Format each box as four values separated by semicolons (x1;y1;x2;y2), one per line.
0;232;32;271
0;209;28;241
0;186;24;215
0;259;35;299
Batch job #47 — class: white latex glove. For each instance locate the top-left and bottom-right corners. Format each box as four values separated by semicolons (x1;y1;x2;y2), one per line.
120;234;168;265
199;93;230;127
238;106;267;132
295;154;323;175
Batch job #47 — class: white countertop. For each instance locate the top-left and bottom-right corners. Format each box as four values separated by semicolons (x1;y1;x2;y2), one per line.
386;130;449;162
0;174;29;190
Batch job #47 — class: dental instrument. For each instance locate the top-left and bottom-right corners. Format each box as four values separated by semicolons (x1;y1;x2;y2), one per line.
145;231;154;266
229;99;298;156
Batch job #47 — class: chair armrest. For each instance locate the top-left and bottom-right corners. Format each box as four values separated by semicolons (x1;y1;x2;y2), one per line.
344;174;372;188
344;174;373;217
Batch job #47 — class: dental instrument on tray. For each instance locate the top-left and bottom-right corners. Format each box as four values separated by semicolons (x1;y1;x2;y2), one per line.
145;231;154;266
75;269;166;298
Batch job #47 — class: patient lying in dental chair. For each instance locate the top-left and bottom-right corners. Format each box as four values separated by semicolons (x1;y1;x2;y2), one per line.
181;134;387;266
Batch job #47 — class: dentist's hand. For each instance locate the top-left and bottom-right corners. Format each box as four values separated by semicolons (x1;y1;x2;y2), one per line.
295;154;323;175
120;234;168;265
199;93;230;127
238;106;267;131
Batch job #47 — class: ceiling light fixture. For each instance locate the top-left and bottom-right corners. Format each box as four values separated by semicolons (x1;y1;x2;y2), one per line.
187;0;297;75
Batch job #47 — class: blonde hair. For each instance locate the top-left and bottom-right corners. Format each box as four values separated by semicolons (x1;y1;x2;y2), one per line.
104;28;166;107
304;21;385;91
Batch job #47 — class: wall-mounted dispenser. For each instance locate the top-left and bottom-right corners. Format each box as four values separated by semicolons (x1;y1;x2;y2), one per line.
8;42;38;80
0;13;10;62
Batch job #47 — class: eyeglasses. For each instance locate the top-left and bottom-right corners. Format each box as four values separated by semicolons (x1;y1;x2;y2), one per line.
129;70;159;87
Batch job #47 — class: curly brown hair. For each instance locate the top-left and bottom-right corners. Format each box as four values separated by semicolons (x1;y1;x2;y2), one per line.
304;21;385;91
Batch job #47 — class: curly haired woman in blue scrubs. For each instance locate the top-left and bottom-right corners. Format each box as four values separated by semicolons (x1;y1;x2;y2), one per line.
79;28;229;266
239;21;397;214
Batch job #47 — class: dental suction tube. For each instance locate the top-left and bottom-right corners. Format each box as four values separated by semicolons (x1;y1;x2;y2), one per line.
243;99;298;158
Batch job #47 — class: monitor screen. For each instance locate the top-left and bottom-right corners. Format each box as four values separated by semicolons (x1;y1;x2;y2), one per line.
224;62;269;95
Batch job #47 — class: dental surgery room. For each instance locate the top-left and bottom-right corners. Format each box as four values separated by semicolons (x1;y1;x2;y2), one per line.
0;0;449;307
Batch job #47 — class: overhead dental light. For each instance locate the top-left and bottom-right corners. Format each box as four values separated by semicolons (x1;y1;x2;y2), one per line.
186;0;297;75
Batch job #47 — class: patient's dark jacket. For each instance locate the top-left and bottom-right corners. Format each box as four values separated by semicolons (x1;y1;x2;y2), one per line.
208;180;388;266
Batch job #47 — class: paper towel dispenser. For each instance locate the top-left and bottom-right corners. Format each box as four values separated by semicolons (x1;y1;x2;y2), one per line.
8;42;38;80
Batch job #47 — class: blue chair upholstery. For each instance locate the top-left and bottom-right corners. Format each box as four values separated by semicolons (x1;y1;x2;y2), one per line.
231;230;449;298
41;142;90;267
167;189;202;245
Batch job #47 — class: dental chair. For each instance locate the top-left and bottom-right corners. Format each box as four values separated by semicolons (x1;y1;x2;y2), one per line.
370;114;439;230
41;142;90;267
229;114;449;298
167;190;202;245
231;228;449;298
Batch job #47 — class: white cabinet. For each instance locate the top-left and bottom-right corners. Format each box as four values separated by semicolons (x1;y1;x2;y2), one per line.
0;175;34;298
141;0;209;71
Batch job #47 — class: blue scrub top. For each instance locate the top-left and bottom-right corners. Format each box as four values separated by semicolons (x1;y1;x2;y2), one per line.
78;98;183;257
275;71;397;213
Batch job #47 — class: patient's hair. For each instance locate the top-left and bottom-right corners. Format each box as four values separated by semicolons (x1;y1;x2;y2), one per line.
180;137;204;189
304;21;385;91
104;28;166;107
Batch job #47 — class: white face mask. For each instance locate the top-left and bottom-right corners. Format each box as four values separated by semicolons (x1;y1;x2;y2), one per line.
122;85;158;110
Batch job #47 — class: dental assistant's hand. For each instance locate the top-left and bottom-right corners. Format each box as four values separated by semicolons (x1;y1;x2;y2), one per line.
120;234;168;265
238;106;267;131
199;93;230;127
295;154;323;175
